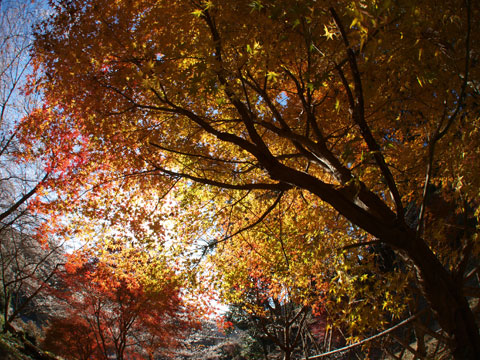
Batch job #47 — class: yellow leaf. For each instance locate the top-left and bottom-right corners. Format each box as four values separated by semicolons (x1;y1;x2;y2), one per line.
191;9;203;17
324;25;335;40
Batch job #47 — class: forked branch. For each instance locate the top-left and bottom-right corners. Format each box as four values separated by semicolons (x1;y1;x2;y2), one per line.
330;7;404;221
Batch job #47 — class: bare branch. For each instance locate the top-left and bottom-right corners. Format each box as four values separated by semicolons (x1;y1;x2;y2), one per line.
0;172;48;223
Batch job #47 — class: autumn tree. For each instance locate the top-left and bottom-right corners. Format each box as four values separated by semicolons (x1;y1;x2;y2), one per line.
42;316;97;360
0;0;71;336
27;0;480;358
43;244;197;360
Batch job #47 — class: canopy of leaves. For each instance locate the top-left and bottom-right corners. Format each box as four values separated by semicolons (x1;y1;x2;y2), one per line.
21;0;480;358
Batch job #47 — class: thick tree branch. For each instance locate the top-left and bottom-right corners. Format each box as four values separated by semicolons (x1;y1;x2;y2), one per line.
202;9;274;159
330;7;404;220
242;71;314;161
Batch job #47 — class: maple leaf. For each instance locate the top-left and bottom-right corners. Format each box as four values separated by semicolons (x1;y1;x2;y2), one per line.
323;24;335;40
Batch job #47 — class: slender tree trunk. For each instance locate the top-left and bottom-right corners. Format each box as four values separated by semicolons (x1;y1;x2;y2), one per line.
262;343;269;360
2;291;11;333
402;236;480;360
413;321;426;357
283;325;291;360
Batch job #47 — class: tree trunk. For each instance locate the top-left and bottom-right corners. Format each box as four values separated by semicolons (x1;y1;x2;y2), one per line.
269;146;480;358
402;236;480;360
2;291;11;333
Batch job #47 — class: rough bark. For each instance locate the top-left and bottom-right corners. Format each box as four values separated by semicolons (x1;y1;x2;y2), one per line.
401;234;480;360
